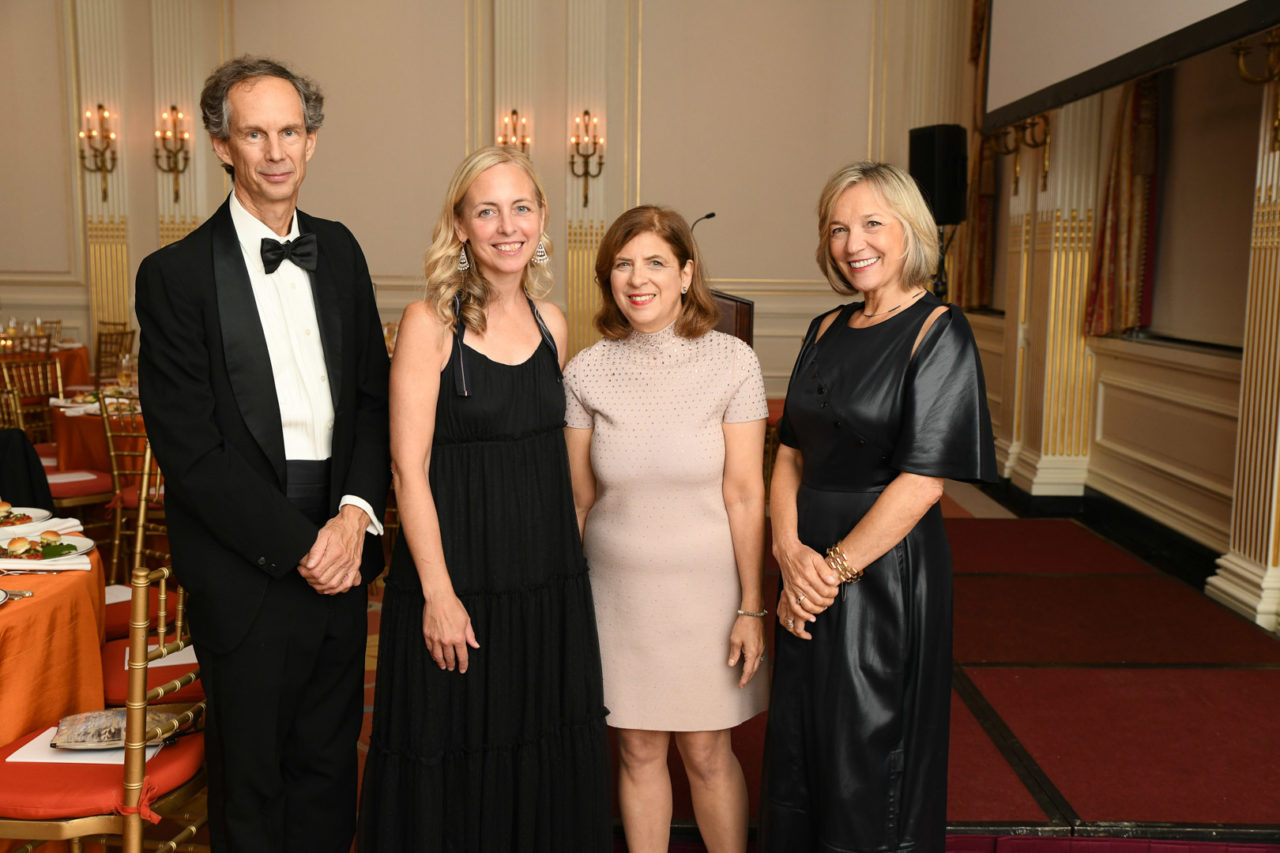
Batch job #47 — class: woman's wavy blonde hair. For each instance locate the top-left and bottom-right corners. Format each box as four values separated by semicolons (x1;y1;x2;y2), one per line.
815;161;939;294
424;147;553;334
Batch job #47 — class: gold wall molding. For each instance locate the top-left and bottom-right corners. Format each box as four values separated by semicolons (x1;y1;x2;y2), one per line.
1208;77;1280;629
87;215;129;324
158;216;200;247
567;219;605;358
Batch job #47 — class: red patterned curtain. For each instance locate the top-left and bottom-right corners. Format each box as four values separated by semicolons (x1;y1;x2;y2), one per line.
1084;76;1159;335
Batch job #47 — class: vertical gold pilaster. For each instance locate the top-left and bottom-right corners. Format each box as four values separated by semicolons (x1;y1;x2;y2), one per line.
87;215;129;324
1209;78;1280;629
158;216;200;246
566;220;604;359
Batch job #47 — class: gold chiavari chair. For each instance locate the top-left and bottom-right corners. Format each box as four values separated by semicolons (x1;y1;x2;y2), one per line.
7;333;54;357
0;359;62;445
36;320;63;341
0;388;22;431
99;392;157;583
95;329;136;389
0;446;207;853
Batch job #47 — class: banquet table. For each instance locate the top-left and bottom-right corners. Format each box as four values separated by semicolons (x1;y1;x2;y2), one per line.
0;548;106;747
52;408;110;473
0;344;91;390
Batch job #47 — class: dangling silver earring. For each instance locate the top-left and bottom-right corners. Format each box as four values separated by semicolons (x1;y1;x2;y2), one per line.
532;239;549;265
457;245;470;271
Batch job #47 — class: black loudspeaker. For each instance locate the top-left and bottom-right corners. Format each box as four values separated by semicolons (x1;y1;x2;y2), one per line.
908;124;967;226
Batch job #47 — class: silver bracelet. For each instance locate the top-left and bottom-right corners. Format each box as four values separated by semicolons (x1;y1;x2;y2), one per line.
737;607;767;618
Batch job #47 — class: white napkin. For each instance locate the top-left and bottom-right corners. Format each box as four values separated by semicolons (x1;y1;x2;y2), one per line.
53;340;83;351
61;405;98;417
5;727;161;764
0;517;84;539
46;472;99;484
0;555;92;572
104;583;131;605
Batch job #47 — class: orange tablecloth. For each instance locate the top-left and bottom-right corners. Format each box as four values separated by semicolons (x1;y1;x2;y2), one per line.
52;409;109;473
0;548;105;746
0;345;91;390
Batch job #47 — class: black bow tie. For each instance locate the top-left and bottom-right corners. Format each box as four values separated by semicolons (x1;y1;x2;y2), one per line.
260;233;318;273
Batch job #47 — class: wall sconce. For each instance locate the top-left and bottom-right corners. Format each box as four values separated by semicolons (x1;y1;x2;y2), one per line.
988;114;1050;195
154;105;191;203
1231;29;1280;151
497;109;530;153
78;103;118;202
569;110;604;207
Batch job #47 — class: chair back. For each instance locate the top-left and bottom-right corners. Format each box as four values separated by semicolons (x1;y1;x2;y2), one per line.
95;329;136;388
7;333;53;357
121;443;204;851
0;389;22;431
711;290;754;346
0;359;62;443
99;392;147;494
36;320;62;341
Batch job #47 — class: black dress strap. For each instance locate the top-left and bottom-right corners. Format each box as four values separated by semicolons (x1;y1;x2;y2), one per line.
451;294;471;397
451;293;561;397
527;296;562;381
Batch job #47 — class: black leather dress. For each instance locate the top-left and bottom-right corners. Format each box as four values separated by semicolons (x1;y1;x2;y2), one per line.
762;293;996;852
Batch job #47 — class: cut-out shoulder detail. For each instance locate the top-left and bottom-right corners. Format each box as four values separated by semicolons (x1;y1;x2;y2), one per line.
814;307;843;342
911;304;950;357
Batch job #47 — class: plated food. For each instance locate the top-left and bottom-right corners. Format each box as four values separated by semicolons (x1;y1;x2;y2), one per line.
0;502;51;528
3;530;93;560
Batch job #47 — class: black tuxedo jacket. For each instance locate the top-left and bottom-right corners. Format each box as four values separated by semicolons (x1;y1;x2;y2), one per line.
136;199;390;654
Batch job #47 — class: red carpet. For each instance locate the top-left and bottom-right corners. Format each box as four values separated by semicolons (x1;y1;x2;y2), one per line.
955;575;1280;665
965;667;1280;824
946;518;1157;576
946;692;1049;824
356;501;1280;850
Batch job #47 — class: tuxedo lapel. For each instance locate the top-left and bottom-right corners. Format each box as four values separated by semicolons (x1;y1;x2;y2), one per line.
298;214;342;410
211;203;288;486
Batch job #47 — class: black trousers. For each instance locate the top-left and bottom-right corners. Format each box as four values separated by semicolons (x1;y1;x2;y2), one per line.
196;460;368;853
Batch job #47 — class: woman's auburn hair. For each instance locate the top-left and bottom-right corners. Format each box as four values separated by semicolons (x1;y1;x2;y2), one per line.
423;146;553;334
815;160;940;294
593;205;720;340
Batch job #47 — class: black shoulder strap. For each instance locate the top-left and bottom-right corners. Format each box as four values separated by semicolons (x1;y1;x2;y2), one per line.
451;294;470;397
527;296;562;380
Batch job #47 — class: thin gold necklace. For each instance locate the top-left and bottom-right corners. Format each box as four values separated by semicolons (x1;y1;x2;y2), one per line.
862;289;925;318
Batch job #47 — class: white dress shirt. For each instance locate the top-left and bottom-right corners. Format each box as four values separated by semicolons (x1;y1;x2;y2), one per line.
228;192;381;535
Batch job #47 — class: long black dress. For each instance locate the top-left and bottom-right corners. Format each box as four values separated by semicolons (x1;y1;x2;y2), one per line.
762;293;995;853
358;306;612;852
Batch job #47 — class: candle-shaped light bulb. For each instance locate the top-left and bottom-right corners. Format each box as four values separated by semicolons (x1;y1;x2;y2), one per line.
79;130;86;139
103;110;110;118
575;117;581;124
183;131;189;139
177;111;184;119
155;130;162;138
162;111;169;120
109;132;116;140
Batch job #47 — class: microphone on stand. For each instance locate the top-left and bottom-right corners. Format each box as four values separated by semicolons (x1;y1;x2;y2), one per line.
690;211;716;231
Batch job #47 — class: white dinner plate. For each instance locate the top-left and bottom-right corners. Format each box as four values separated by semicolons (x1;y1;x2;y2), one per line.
0;534;95;560
0;508;53;529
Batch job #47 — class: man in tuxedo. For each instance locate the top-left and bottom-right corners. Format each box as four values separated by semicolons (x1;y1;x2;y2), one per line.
136;56;389;852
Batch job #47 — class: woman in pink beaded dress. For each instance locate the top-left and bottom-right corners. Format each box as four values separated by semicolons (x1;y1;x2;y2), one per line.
563;205;769;853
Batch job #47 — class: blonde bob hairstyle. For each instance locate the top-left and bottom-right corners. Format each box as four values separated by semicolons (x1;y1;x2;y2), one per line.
593;205;720;340
424;146;553;334
815;161;939;295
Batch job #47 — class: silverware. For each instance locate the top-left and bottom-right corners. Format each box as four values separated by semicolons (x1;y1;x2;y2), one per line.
0;590;32;598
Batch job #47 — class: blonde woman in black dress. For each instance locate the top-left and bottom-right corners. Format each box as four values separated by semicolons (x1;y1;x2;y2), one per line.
763;161;996;852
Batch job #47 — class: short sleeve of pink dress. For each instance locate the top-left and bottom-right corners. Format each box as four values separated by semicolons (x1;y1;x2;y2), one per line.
563;326;769;731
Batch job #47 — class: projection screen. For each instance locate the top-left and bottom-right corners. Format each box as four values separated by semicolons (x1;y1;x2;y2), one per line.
983;0;1280;133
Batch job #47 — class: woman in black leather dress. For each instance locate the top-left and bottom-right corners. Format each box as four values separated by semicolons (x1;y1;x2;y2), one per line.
762;161;996;852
